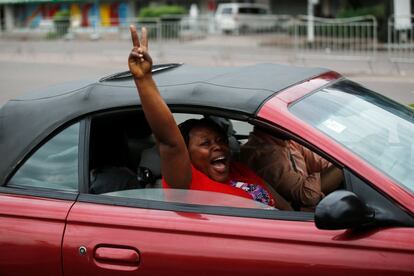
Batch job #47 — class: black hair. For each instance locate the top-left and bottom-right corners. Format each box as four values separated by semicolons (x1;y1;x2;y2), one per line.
178;118;228;146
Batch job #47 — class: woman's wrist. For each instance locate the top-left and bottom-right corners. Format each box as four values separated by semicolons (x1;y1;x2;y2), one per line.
134;74;155;91
134;74;153;83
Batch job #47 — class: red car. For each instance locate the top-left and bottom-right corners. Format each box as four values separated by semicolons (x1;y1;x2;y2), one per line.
1;63;413;275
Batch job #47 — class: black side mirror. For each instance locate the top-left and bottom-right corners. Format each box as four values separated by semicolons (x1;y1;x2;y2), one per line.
315;190;375;230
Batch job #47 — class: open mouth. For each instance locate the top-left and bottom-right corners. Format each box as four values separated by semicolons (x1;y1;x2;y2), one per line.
211;156;228;173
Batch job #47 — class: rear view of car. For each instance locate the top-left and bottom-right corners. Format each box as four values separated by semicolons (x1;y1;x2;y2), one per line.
215;3;273;34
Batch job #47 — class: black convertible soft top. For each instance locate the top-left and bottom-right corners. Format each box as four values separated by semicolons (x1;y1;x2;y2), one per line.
0;63;330;183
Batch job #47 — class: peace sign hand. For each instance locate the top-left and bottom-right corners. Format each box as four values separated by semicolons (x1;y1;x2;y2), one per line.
128;25;153;79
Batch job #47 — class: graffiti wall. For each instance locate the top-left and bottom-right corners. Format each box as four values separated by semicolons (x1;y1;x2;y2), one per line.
16;1;130;28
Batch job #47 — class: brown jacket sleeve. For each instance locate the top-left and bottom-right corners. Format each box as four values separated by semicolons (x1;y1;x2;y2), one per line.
290;141;331;174
261;146;323;207
241;137;324;208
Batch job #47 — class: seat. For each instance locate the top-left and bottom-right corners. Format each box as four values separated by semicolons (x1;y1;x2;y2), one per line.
138;144;162;188
89;166;144;194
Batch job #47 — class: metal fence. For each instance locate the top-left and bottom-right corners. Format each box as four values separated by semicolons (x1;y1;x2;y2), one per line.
64;15;294;42
8;14;413;66
49;16;214;41
293;15;377;61
132;16;212;41
388;15;414;64
31;15;378;59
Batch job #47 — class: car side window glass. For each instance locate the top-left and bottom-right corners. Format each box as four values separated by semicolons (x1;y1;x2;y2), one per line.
9;123;80;192
221;7;233;14
87;111;343;215
259;8;268;14
88;112;272;208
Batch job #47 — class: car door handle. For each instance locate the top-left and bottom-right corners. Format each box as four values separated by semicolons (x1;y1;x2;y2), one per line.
94;247;140;264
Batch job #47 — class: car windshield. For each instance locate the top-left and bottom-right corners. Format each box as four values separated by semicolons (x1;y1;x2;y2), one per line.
290;79;414;194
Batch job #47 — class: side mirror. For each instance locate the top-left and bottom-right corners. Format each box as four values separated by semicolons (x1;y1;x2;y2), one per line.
315;190;375;230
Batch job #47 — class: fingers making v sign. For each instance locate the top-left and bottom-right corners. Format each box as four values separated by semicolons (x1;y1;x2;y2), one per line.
128;25;153;79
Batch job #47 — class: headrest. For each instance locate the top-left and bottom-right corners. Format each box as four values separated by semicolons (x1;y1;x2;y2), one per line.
139;145;161;178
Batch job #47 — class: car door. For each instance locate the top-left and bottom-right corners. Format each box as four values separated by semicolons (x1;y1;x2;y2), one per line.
0;122;81;276
62;187;414;276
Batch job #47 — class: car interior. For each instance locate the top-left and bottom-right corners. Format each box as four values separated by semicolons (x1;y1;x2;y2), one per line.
88;111;157;193
88;109;344;211
88;110;246;192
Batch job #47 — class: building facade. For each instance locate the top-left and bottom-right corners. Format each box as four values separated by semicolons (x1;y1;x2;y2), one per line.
0;0;309;31
0;0;408;31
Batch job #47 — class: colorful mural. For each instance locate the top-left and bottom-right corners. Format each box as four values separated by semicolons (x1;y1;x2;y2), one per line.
70;3;81;27
17;1;129;28
118;2;128;26
100;3;110;26
26;4;42;27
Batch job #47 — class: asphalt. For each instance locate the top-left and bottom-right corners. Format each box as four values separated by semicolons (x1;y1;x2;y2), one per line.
1;33;414;105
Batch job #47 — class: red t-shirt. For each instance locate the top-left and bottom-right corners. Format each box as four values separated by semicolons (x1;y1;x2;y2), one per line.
162;162;275;207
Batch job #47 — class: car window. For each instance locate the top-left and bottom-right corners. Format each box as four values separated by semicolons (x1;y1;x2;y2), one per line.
174;113;203;124
239;7;256;14
290;80;414;194
238;7;268;15
258;8;268;15
220;7;233;15
173;114;253;136
87;111;343;214
8;123;80;191
230;119;253;137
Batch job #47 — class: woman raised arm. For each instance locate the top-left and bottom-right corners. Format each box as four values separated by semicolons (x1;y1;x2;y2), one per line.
128;26;276;207
128;25;191;189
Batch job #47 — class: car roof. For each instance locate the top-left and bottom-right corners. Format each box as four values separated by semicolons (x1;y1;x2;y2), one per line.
0;63;329;183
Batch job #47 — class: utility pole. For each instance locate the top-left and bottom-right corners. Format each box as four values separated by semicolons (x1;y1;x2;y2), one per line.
307;0;318;43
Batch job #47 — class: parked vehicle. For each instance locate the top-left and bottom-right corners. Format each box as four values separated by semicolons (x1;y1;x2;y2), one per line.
214;3;274;34
1;63;414;275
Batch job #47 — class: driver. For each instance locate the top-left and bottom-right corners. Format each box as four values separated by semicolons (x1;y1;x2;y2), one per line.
241;127;343;211
128;25;276;207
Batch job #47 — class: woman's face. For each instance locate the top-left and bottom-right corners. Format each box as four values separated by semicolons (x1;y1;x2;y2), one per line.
188;126;230;183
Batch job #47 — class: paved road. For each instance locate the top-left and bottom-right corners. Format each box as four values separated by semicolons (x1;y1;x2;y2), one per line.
1;37;414;106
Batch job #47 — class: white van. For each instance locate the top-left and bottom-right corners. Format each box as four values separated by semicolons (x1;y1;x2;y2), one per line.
215;3;273;34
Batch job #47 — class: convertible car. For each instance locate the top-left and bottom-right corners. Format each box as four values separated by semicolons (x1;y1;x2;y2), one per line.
0;63;413;275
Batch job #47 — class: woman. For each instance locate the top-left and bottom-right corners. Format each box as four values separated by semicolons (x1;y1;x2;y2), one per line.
128;25;275;207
